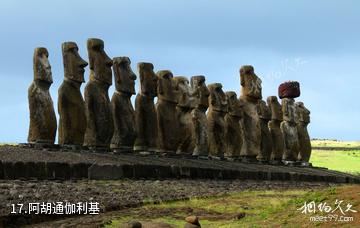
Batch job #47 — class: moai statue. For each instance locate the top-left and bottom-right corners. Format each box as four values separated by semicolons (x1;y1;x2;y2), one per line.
239;65;262;162
174;76;196;155
267;96;285;163
257;100;273;163
58;42;88;149
134;62;158;152
224;91;244;160
279;81;300;164
83;38;114;151
295;101;312;164
110;57;137;153
156;70;178;153
28;47;57;146
190;76;210;157
207;83;228;159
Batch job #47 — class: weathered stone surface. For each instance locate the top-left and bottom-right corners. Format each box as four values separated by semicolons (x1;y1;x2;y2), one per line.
184;215;201;228
240;65;262;100
83;38;114;150
239;66;262;160
70;163;90;179
58;42;88;146
296;101;311;162
1;145;360;182
3;162;15;179
0;161;3;179
88;164;124;180
184;224;201;228
267;96;284;161
134;62;158;152
280;97;299;161
257;100;272;162
224;91;243;158
46;162;72;180
190;76;209;156
122;221;142;228
28;47;57;145
110;57;137;153
174;76;196;154
156;70;178;153
278;81;300;99
207;83;227;158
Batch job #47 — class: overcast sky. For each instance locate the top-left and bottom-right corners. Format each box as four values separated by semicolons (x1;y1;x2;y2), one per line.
0;0;359;142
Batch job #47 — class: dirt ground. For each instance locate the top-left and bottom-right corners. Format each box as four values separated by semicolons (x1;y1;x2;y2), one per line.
0;179;338;227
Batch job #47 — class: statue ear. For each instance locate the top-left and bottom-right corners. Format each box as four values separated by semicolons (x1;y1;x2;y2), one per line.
113;62;120;83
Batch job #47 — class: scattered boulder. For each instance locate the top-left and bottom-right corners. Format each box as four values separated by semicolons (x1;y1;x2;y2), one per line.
233;212;246;220
122;220;142;228
184;215;201;228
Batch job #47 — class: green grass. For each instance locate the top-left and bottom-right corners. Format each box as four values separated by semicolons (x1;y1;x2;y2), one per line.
104;185;360;228
311;140;360;148
310;150;360;175
105;189;309;228
310;140;360;175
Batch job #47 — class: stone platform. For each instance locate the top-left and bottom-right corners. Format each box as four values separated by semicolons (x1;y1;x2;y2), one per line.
0;145;359;183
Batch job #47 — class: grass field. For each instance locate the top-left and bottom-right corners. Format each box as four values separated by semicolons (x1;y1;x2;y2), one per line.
103;140;360;227
105;185;360;228
310;140;360;175
311;140;360;148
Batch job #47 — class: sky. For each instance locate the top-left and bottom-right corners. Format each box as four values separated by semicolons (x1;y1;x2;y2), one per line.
0;0;359;142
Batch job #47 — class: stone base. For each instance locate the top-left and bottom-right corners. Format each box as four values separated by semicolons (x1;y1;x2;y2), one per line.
112;147;133;154
84;146;111;153
0;145;359;183
208;155;224;161
34;143;60;151
137;151;153;156
241;156;258;163
197;156;210;160
269;160;283;165
257;160;269;165
282;160;303;166
299;162;313;167
61;144;83;151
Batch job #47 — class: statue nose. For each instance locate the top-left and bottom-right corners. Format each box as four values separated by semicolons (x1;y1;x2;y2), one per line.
80;59;88;68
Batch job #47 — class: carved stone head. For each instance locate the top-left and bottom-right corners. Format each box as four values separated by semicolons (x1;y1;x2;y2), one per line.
267;96;283;121
87;38;113;85
137;62;157;97
295;101;310;124
207;83;228;112
190;75;210;109
173;76;194;108
157;70;177;103
240;65;262;100
33;47;53;84
225;91;243;117
113;57;136;95
62;42;88;83
258;100;271;120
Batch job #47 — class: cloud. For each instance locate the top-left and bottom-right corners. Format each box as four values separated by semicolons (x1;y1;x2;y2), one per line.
0;0;360;142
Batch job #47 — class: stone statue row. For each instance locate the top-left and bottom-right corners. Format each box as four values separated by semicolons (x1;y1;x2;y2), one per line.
28;38;311;165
